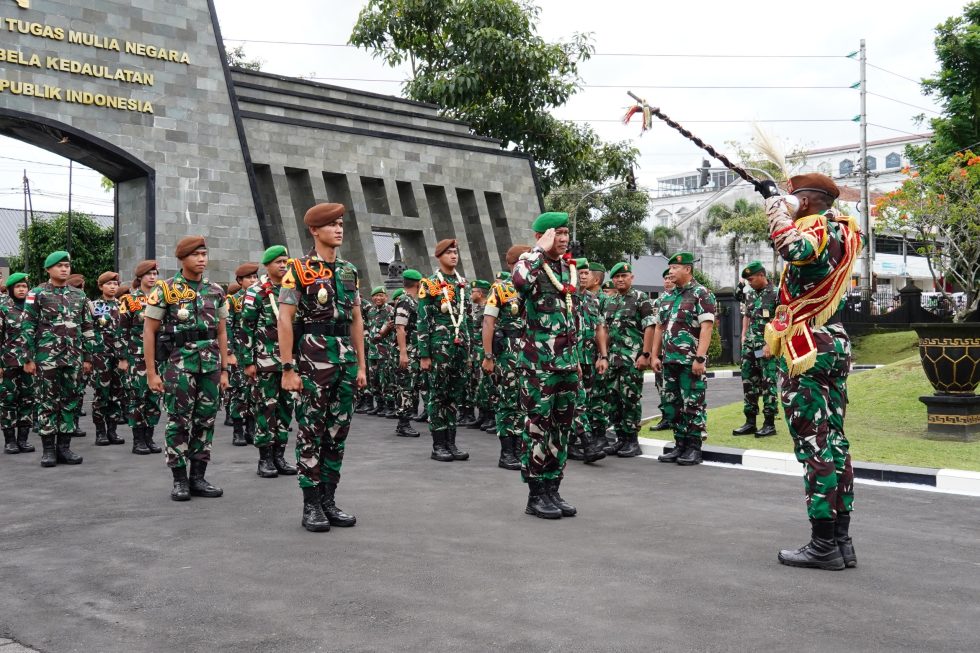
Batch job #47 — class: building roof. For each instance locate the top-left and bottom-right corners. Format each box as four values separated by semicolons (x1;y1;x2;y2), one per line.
0;207;113;258
799;133;932;157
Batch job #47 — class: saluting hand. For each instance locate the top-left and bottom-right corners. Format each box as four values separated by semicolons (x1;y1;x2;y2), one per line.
535;228;556;253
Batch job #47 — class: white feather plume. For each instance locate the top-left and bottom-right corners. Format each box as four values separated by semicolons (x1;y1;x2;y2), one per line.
750;122;790;181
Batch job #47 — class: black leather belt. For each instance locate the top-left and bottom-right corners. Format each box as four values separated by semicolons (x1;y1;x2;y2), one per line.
172;328;217;346
500;329;522;338
302;322;350;337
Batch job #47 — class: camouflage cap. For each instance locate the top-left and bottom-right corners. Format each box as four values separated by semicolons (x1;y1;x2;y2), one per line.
741;260;766;279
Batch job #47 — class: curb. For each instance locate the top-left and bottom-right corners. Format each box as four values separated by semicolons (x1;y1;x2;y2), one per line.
637;436;980;495
644;364;884;382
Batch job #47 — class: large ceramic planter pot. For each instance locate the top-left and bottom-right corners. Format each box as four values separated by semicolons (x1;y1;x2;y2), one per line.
912;323;980;441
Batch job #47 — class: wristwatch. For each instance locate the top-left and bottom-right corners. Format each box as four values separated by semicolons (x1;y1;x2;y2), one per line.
483;353;495;361
282;362;295;372
694;355;707;364
640;351;651;359
598;355;609;361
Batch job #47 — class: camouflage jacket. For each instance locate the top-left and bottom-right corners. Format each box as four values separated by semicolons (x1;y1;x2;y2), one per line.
741;284;779;354
144;272;229;374
18;282;95;371
417;269;470;360
469;301;487;359
393;293;420;356
278;250;360;367
484;278;524;360
91;298;122;359
117;289;150;363
512;249;579;372
602;288;656;368
365;303;393;360
226;287;249;359
239;275;285;372
656;281;716;366
577;290;602;366
0;298;26;368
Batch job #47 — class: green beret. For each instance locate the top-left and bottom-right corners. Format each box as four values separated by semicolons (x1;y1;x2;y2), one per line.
601;280;615;290
474;280;491;291
589;262;606;273
573;258;589;269
531;211;569;233
662;268;671;279
668;251;696;266
741;260;766;279
44;250;70;269
609;262;632;277
371;285;387;297
5;272;28;288
402;269;423;282
497;271;512;281
390;288;404;301
261;245;288;265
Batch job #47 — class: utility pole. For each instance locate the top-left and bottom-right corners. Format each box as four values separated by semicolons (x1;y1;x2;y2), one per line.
67;159;73;252
859;39;872;293
22;170;29;263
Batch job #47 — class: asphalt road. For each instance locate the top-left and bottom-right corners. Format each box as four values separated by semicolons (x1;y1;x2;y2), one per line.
1;380;978;653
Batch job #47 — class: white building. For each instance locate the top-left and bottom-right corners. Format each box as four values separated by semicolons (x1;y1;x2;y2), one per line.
646;133;933;295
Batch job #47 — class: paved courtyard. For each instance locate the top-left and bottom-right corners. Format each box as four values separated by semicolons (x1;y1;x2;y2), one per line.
1;379;978;652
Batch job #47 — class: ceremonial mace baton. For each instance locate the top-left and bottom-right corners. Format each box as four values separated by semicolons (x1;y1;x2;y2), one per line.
624;91;782;199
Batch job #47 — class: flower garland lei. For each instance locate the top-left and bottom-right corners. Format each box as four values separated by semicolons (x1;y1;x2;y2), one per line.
541;252;577;315
435;270;466;344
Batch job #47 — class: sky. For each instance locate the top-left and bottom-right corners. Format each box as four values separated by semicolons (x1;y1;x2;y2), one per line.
0;0;968;215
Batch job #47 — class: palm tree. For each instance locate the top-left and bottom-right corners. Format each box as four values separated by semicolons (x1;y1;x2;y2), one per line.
700;198;769;279
647;225;681;256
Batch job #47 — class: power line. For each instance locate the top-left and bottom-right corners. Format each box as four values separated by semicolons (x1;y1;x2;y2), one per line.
0;154;103;171
867;91;939;114
867;122;927;136
301;76;857;90
866;62;922;85
572;118;858;123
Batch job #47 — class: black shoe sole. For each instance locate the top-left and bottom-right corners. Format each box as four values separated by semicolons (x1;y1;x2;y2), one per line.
171;494;191;502
777;554;845;571
525;507;562;519
431;454;454;462
302;521;331;532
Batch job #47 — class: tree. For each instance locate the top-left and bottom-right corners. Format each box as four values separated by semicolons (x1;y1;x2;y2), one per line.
647;225;681;256
349;0;637;194
875;152;980;319
545;183;648;267
224;44;263;71
699;198;769;281
7;212;115;298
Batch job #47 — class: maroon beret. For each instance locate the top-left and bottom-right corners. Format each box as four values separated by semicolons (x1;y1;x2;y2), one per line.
97;271;119;287
66;274;85;288
505;244;532;266
787;173;840;200
226;282;241;296
134;260;158;279
175;235;207;259
234;262;259;279
434;238;458;258
304;203;345;227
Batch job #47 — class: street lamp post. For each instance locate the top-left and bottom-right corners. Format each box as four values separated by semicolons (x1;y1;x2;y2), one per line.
570;180;630;243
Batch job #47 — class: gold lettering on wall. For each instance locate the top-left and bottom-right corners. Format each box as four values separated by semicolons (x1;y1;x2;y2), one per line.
13;1;31;11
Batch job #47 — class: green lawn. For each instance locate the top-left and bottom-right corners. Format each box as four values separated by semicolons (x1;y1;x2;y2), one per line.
653;355;980;472
851;329;919;366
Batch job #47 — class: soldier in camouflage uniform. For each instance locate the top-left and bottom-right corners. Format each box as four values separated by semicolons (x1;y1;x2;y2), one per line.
418;239;471;462
732;260;780;438
766;174;863;571
584;262;613;451
512;213;580;520
18;251;94;467
364;287;388;415
482;247;530;470
144;236;230;501
91;272;126;446
240;246;299;479
118;261;163;455
1;273;35;454
468;280;496;431
596;262;656;457
228;264;259;446
353;295;375;414
65;274;90;437
377;291;400;419
649;271;675;433
568;258;606;463
393;271;423;438
222;281;241;428
652;252;716;466
277;202;366;533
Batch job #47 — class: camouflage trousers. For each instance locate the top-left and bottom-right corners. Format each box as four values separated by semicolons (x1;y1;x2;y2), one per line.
604;364;645;437
661;363;707;446
493;349;523;442
125;360;162;428
162;366;220;469
367;357;383;402
252;371;294;448
294;362;356;489
519;369;576;482
589;369;611;437
780;350;854;521
0;366;33;429
395;358;423;419
426;343;467;432
656;361;670;420
90;353;123;427
34;366;82;436
741;352;779;418
226;365;252;420
572;363;596;439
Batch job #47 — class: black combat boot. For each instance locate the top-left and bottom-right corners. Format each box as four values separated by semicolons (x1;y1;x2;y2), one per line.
480;411;496;432
395;418;420;437
244;417;256;446
604;431;626;456
232;419;246;446
459;406;480;428
188;460;223;497
223;409;234;427
732;416;757;436
3;428;19;454
94;419;110;446
71;424;87;438
132;426;151;455
648;417;672;432
835;512;857;568
55;433;83;464
366;397;381;416
755;415;777;438
39;433;57;467
385;400;400;419
581;431;607;464
677;437;703;466
320;481;356;527
256;446;279;478
567;436;585;461
144;427;162;454
106;420;125;445
301;486;330;532
273;444;298;475
525;479;562;519
446;428;469;461
778;519;846;571
617;432;643;458
430;431;454;462
412;406;428;423
16;426;35;453
170;466;191;501
353;395;369;414
657;439;685;463
497;436;521;470
545;478;576;517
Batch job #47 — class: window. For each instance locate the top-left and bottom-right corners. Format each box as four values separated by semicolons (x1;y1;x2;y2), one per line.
885;152;901;169
839;159;854;176
866;155;877;171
